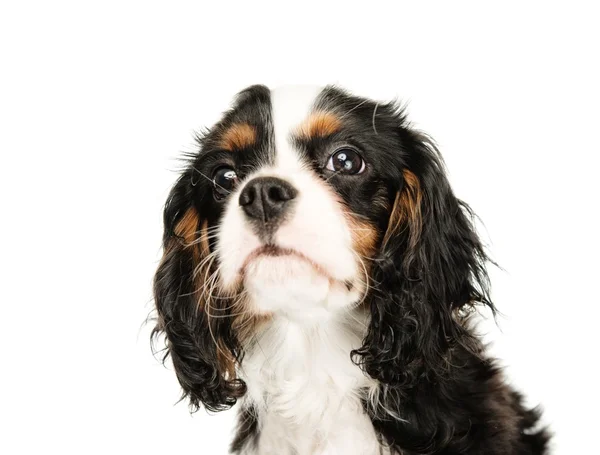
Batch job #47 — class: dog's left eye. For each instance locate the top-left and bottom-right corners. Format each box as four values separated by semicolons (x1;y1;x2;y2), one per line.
326;148;366;175
212;167;238;199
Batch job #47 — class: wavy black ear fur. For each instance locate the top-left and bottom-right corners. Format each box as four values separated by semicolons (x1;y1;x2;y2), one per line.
354;125;494;388
352;119;549;453
152;171;245;412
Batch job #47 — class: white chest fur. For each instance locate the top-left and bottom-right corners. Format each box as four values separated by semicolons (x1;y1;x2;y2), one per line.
238;310;385;455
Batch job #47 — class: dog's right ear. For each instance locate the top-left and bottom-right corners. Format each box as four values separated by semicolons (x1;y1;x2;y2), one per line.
152;171;245;412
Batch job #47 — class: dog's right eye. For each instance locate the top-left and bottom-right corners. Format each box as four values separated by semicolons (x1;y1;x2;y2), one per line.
212;167;238;200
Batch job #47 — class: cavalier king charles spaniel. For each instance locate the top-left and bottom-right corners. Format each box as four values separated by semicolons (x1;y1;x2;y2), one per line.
152;85;549;454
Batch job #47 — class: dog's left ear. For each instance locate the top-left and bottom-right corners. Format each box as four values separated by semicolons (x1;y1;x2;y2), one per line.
354;126;494;387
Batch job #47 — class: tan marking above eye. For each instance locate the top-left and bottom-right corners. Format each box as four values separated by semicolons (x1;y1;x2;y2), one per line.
296;111;342;139
219;123;257;151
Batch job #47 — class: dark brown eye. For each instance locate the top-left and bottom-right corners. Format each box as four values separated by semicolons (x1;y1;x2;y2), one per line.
212;167;238;199
326;148;366;175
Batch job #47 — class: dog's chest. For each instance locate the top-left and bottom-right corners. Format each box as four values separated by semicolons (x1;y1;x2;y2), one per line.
239;314;384;455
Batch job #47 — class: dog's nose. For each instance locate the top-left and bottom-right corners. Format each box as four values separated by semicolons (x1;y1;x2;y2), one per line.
239;176;298;223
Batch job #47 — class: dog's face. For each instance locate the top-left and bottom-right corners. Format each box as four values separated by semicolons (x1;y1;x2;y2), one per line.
154;85;491;412
212;85;403;318
179;85;412;322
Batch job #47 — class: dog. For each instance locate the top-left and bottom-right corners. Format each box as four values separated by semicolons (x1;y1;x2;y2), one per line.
152;85;550;454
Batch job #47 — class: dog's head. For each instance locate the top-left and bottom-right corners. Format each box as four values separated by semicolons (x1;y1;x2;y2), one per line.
153;85;493;411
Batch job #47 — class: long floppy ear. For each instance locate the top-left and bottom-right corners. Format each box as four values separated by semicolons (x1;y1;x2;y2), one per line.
354;128;494;387
152;172;245;412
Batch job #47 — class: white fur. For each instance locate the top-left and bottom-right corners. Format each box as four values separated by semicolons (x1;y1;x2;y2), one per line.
238;312;384;455
216;86;383;454
271;85;322;172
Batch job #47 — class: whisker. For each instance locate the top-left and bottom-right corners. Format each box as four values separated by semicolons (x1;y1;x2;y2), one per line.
192;251;217;280
204;302;232;364
352;250;372;307
199;264;222;302
324;168;344;182
338;99;369;119
205;309;253;319
340;210;372;222
372;102;379;135
191;166;231;194
205;289;249;310
186;231;221;247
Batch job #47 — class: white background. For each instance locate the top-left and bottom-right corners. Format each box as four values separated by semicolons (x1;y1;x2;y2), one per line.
1;2;598;454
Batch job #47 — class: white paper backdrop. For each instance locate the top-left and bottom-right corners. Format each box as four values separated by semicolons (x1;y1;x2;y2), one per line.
1;2;598;454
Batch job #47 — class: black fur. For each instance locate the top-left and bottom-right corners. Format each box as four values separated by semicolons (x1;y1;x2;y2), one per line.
230;406;260;453
151;85;274;411
151;171;245;411
152;85;550;453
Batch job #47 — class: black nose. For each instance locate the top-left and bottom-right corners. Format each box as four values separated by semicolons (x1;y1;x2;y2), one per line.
239;176;298;223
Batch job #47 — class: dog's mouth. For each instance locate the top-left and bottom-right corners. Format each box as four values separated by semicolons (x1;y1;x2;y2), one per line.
241;244;332;280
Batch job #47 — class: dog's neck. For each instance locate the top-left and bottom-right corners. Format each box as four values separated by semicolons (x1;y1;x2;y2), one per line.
239;307;384;455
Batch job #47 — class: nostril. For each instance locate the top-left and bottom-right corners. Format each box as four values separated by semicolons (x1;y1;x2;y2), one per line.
267;182;297;202
239;186;255;206
268;186;284;202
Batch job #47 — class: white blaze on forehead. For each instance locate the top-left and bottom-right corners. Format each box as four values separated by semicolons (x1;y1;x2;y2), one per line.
270;85;323;170
217;84;359;306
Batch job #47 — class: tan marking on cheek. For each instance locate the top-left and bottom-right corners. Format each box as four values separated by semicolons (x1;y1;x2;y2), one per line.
338;202;379;298
349;217;379;260
175;207;200;245
383;169;422;248
199;220;210;256
297;111;342;139
317;177;379;281
170;209;251;389
343;215;378;304
219;123;256;151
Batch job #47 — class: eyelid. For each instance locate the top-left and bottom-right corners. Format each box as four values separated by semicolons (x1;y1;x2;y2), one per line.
332;143;361;154
212;163;231;172
357;157;366;173
211;161;237;176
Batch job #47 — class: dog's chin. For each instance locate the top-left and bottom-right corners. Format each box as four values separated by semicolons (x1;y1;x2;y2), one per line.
242;248;360;320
